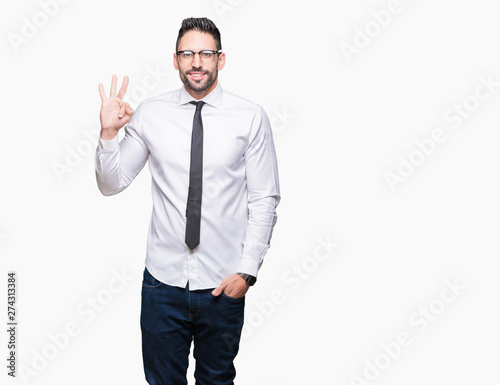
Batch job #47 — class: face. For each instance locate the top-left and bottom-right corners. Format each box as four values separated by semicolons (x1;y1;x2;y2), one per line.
174;30;226;99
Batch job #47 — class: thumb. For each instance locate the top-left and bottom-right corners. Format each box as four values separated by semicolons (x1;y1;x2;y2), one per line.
118;102;126;119
212;283;226;297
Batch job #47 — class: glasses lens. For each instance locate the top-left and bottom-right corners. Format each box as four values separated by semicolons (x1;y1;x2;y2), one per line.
181;52;194;61
178;51;217;63
200;51;214;61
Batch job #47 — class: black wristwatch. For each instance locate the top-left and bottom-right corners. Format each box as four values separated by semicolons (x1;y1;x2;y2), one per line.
236;273;257;286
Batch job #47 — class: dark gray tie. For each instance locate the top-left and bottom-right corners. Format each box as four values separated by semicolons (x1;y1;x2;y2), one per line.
185;101;205;250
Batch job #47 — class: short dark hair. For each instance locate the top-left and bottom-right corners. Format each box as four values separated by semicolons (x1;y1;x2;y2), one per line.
175;17;222;51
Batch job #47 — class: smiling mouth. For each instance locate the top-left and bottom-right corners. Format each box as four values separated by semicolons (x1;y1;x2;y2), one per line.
188;71;206;81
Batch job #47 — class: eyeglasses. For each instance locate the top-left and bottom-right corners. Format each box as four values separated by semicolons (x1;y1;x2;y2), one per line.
176;50;222;63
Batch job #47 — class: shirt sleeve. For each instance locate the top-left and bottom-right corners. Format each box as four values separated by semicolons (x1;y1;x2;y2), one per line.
237;107;281;277
94;104;149;196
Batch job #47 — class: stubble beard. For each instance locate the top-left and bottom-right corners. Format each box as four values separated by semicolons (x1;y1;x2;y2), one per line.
181;68;217;94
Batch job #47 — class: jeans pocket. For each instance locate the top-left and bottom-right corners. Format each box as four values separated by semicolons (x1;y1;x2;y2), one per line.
221;291;245;302
142;268;162;289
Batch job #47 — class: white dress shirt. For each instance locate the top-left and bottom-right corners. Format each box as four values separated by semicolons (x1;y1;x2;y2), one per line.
95;82;280;290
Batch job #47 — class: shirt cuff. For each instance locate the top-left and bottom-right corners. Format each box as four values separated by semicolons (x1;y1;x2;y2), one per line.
98;135;120;153
237;258;259;278
237;243;269;278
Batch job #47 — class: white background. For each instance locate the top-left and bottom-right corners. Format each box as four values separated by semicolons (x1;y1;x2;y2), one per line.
1;0;500;384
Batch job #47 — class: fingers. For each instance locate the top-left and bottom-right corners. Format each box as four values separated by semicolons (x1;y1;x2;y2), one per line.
118;102;134;119
117;75;130;100
100;75;130;102
110;74;118;97
98;83;106;102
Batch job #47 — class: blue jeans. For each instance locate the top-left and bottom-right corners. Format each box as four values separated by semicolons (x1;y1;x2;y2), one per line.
140;268;245;385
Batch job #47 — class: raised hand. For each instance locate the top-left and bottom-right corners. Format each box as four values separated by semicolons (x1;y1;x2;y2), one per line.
98;75;134;140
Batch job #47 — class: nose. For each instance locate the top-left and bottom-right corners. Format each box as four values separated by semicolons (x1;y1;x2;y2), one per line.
191;52;202;67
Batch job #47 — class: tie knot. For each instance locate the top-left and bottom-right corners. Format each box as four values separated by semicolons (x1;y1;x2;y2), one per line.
190;101;205;111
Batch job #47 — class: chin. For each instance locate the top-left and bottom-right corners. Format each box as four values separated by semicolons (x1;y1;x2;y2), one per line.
188;83;209;92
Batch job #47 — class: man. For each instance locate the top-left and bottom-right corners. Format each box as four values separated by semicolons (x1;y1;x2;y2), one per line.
95;17;280;385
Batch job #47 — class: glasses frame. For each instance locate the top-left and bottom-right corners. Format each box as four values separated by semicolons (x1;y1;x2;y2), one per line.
175;50;222;62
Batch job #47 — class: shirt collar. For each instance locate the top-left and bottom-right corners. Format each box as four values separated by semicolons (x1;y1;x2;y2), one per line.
178;80;223;108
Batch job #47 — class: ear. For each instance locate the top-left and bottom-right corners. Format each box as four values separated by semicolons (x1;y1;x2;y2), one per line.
217;52;226;71
173;52;179;70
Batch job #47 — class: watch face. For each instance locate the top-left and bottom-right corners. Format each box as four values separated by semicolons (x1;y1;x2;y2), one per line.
247;276;256;286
